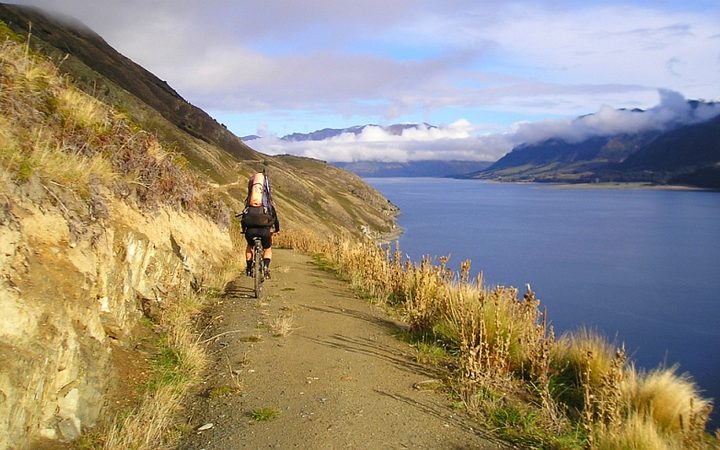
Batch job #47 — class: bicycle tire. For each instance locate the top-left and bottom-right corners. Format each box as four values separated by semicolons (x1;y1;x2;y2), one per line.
253;239;264;299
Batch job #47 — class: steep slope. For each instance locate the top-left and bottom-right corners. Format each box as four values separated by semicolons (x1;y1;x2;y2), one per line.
0;30;239;446
621;114;720;171
0;3;397;238
0;3;255;161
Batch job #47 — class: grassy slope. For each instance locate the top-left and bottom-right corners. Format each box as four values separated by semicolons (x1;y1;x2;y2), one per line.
0;4;396;239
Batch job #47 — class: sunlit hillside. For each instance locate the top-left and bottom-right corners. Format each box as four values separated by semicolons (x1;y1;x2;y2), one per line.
0;3;397;238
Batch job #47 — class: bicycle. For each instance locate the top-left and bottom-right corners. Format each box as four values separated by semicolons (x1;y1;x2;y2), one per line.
250;236;266;299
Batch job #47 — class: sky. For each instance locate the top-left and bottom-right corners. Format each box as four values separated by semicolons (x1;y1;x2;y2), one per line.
13;0;720;161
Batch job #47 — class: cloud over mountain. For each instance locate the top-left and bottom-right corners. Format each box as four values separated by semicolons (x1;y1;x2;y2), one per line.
251;91;720;162
509;90;720;145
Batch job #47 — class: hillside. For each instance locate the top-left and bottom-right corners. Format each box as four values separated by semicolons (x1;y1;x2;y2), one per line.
471;103;720;187
620;114;720;187
0;5;397;448
0;3;398;238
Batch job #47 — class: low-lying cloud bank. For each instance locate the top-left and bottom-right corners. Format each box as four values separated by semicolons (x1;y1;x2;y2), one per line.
250;91;720;163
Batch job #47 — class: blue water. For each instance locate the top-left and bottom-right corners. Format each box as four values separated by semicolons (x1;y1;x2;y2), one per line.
367;177;720;425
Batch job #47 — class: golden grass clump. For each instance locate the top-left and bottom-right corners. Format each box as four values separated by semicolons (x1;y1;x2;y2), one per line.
0;38;58;101
274;228;332;255
30;133;116;188
623;366;712;438
278;230;717;448
401;256;448;331
268;315;296;337
103;384;184;450
552;327;618;390
54;86;110;132
592;412;684;450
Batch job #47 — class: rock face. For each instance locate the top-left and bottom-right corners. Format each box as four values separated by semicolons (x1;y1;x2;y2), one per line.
0;176;233;447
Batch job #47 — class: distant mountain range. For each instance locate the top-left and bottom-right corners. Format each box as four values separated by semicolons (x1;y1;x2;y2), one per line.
467;101;720;188
244;124;491;177
242;123;436;143
247;106;720;186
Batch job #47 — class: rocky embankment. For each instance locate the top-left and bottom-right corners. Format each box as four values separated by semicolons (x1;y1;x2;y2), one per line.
0;176;233;447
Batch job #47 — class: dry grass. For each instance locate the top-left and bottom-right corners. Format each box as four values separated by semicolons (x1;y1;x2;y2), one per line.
623;366;712;440
102;292;210;449
54;86;110;131
267;315;296;337
0;35;231;226
277;229;717;449
103;385;183;450
592;412;684;450
553;327;618;388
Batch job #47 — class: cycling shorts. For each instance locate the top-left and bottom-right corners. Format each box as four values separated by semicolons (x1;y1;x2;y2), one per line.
245;227;272;249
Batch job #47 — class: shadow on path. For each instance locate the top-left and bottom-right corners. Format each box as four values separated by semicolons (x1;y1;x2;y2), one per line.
374;389;511;449
300;304;402;332
303;332;441;379
223;276;255;299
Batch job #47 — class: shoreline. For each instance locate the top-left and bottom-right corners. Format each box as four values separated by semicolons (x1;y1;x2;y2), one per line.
459;178;715;192
375;225;403;244
545;181;713;191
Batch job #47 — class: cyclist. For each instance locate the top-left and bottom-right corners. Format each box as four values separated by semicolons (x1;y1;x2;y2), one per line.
240;171;280;278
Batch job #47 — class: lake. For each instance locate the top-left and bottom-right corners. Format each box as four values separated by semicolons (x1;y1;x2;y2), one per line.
367;177;720;424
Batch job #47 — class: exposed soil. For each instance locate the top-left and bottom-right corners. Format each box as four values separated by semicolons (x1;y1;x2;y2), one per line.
179;249;508;449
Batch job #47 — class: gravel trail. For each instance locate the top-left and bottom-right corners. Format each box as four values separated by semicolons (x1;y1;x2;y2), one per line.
179;249;507;450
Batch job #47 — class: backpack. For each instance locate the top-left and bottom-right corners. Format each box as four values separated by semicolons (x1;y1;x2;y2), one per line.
241;171;276;228
241;205;274;228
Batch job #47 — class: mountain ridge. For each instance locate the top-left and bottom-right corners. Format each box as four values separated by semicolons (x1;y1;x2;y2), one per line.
0;3;256;160
468;100;720;187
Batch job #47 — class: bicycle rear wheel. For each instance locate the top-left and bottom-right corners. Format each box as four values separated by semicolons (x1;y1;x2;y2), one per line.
253;239;264;299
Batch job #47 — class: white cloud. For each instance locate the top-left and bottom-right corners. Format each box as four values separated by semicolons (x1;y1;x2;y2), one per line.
510;90;720;144
251;91;720;162
252;119;507;162
11;0;720;135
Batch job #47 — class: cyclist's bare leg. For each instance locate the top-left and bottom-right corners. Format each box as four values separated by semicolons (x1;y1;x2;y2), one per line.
245;244;253;275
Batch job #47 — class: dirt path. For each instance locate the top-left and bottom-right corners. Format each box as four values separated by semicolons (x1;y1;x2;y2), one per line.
179;249;507;449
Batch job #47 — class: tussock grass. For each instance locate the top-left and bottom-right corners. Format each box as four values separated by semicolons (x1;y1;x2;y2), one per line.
102;292;209;450
0;34;231;226
592;412;683;450
54;86;110;131
267;315;296;337
278;229;717;449
103;385;183;450
623;366;712;439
